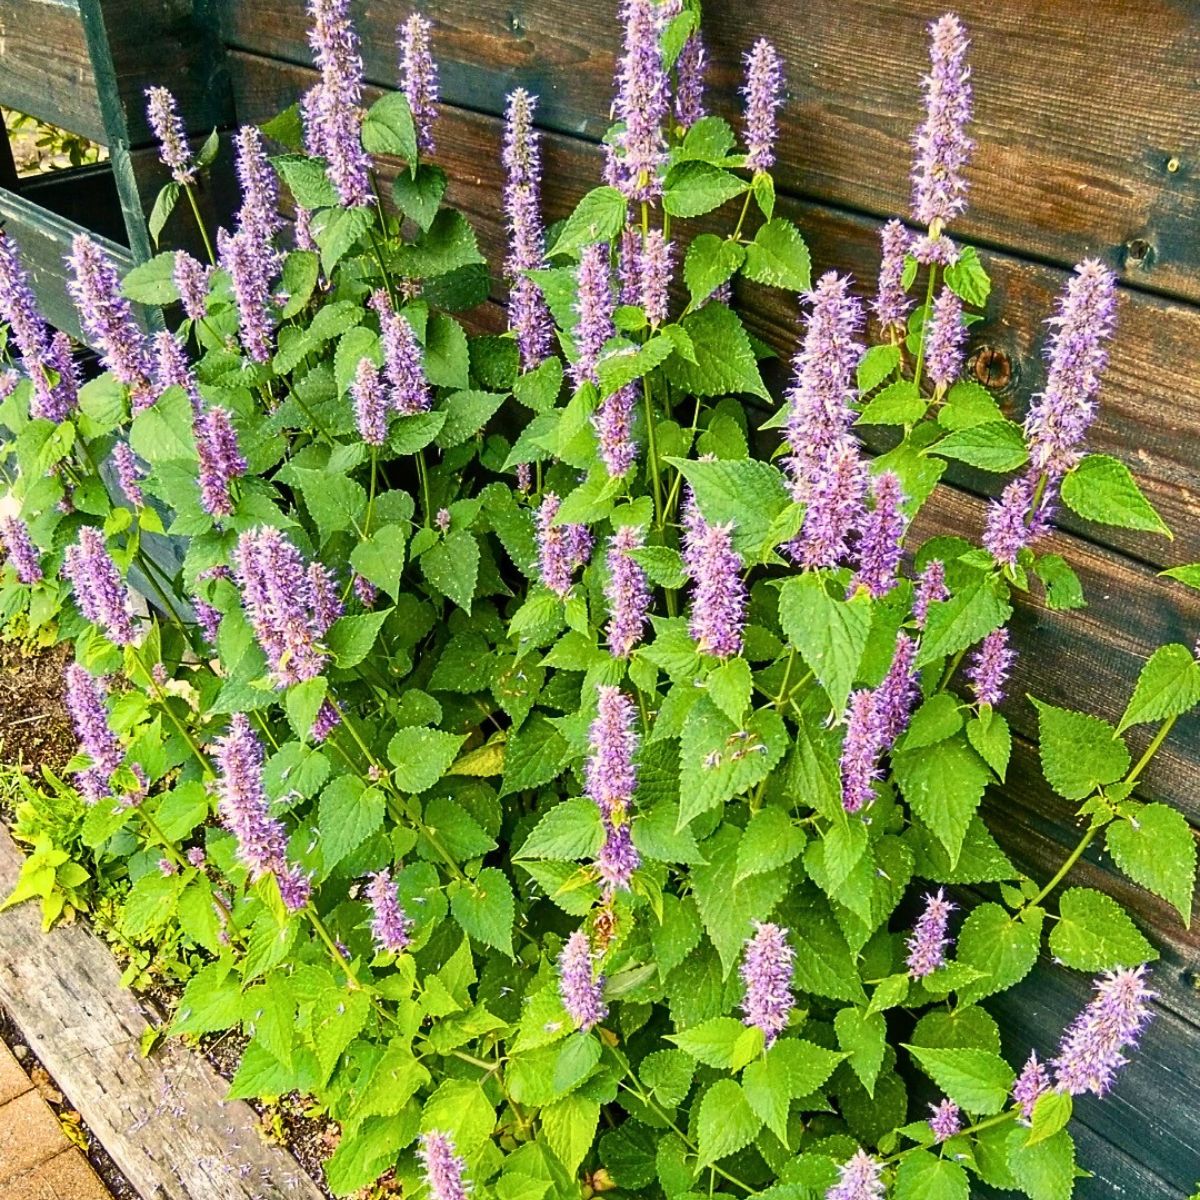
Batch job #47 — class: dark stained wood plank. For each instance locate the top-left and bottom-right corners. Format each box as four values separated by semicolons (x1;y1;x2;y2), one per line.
226;51;1200;569
215;0;1200;305
0;830;325;1200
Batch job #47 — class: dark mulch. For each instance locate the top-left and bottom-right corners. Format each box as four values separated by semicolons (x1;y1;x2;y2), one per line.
0;639;74;774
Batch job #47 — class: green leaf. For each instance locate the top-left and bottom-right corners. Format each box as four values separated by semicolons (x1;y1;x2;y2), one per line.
420;1078;496;1151
541;1093;599;1176
148;181;180;247
286;676;327;741
933;421;1029;471
548;186;628;257
835;1006;887;1097
1161;563;1200;590
899;693;964;752
1032;699;1129;800
121;252;178;304
324;1112;418;1197
667;1017;762;1071
789;909;866;1003
1026;1091;1073;1148
955;903;1044;1005
390;164;446;234
1061;453;1170;535
1049;887;1157;970
362;91;417;161
170;963;242;1035
1106;803;1196;925
777;575;872;714
695;1079;761;1166
421;529;479;611
938;379;1006;430
856;379;926;426
281;251;320;318
966;710;1012;780
742;219;811;291
424;312;470;389
435;389;506;447
1118;643;1200;732
916;571;1011;667
683;234;745;306
350;525;408;601
272;154;338;208
327;609;391;669
857;344;902;394
706;657;753;724
319;776;385;871
596;335;675;397
628;545;688;589
516;798;605;861
1034;554;1086;612
893;737;992;864
666;303;769;401
450;866;514;955
388;727;466;794
130;386;194;463
513;356;564;412
894;1150;969;1200
1007;1127;1076;1200
291;467;366;544
943;245;991;307
500;716;568;796
904;1045;1015;1115
735;807;806;883
666;456;788;557
662;161;748;218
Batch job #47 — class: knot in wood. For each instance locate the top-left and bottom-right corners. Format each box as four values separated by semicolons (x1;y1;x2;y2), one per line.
971;346;1011;390
1125;238;1154;269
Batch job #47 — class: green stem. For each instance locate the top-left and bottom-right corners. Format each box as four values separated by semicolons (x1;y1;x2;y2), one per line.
132;641;213;778
937;646;968;692
731;188;754;243
306;905;366;991
911;263;940;393
883;1110;1016;1165
183;184;216;265
642;376;665;529
416;450;433;526
1126;714;1177;785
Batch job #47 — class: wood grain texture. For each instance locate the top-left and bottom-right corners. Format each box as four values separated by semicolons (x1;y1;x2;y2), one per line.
215;0;1200;304
0;828;325;1200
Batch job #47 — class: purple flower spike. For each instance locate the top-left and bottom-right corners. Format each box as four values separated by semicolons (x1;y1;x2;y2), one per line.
840;689;883;814
64;664;123;803
597;819;640;892
967;626;1014;707
739;921;795;1047
906;888;955;978
825;1149;886;1200
618;228;642;306
64;527;135;645
1013;1051;1051;1122
983;476;1033;567
154;329;203;412
594;384;638;478
876;632;919;746
586;686;638;819
925;286;966;391
0;516;42;585
194;598;222;646
174;252;212;323
558;928;608;1031
639;230;673;326
112;442;145;509
306;0;372;206
1024;259;1118;480
34;332;80;424
503;89;554;370
67;235;152;397
195;406;247;518
683;495;745;659
276;867;313;911
399;14;439;156
851;471;907;597
307;561;343;635
0;229;50;367
370;290;432;414
572;244;615;389
1053;965;1154;1098
742;38;784;173
928;1098;962;1143
674;33;708;131
352;357;389;446
310;699;341;743
605;524;651;658
791;439;868;570
145;87;195;185
911;13;974;230
536;492;592;596
604;0;669;201
418;1131;469;1200
873;219;913;333
217;227;275;364
353;573;378;608
234;125;282;250
913;559;948;626
366;868;413;953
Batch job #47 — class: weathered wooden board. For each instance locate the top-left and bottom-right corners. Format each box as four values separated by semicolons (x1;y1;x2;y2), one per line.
216;0;1200;306
0;829;325;1200
225;50;1200;569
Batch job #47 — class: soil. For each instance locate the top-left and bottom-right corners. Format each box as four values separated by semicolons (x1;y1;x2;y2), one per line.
0;639;75;777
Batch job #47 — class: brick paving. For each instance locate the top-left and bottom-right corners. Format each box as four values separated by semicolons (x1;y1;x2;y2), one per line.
0;1042;111;1200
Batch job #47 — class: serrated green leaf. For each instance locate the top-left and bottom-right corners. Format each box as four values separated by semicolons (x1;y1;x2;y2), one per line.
667;1017;762;1070
955;903;1044;1005
1106;802;1196;925
666;303;769;401
450;867;514;955
421;529;479;611
1007;1127;1076;1200
1032;698;1129;800
516;798;605;861
778;574;872;714
388;727;466;794
893;737;991;864
663;161;748;218
835;1006;887;1097
736;807;807;883
1061;453;1170;536
548;186;627;257
916;571;1011;668
683;234;745;306
894;1150;969;1200
1049;887;1157;970
933;421;1028;471
1118;643;1200;732
742;219;811;291
666;456;788;557
904;1044;1014;1114
696;1078;761;1166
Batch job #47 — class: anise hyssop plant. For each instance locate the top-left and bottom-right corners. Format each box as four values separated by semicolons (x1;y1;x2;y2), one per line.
1;1;1198;1198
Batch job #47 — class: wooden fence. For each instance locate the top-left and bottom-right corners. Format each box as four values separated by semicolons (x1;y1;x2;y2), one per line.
3;0;1200;1195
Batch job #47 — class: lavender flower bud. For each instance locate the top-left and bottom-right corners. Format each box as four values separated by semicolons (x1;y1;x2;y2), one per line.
558;928;608;1031
639;230;673;325
307;0;372;206
174;252;212;323
352;357;389;446
873;219;912;333
195;406;247;518
217;227;275;364
212;713;291;878
605;524;651;657
353;573;378;608
435;507;452;533
586;686;638;819
572;244;615;389
1013;1051;1051;1122
154;330;203;412
925;287;966;391
906;888;955;978
604;0;669;201
187;846;207;867
594;384;638;477
618;228;642;305
307;561;343;635
911;13;974;230
674;33;707;131
1053;965;1154;1098
366;868;413;953
596;819;640;892
967;627;1014;707
64;664;123;803
682;494;745;659
112;442;145;509
418;1131;469;1200
876;632;919;746
840;688;883;814
309;699;341;743
739;921;794;1047
234;125;282;250
536;492;592;596
742;38;784;173
851;471;907;597
370;290;432;414
790;439;868;570
194;598;222;646
145;87;195;184
825;1149;886;1200
0;370;17;402
0;229;50;366
276;866;313;911
158;857;177;876
293;206;317;252
516;462;533;493
399;14;439;156
928;1098;962;1143
67;235;152;395
983;476;1033;567
913;559;948;626
0;516;42;585
1024;259;1118;479
63;527;135;645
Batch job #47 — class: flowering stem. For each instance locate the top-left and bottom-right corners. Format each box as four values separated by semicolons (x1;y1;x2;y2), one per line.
183;184;216;265
306;903;365;991
131;641;213;778
731;189;754;243
642;376;665;528
911;263;940;392
882;1109;1016;1165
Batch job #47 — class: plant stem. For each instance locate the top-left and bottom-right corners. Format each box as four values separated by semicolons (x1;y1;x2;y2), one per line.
306;904;366;991
1126;714;1177;785
731;189;754;243
911;263;940;393
882;1110;1016;1165
184;184;216;265
642;376;665;529
416;450;433;526
131;641;213;778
